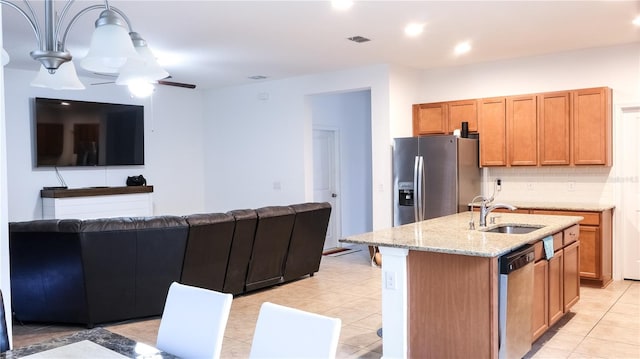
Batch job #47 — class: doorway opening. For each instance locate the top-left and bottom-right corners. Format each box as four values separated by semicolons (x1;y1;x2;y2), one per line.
310;89;372;250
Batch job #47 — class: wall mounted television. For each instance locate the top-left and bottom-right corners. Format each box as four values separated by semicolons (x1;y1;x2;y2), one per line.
34;97;144;167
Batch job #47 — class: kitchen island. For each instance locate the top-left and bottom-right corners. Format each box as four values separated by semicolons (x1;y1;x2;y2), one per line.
340;211;583;358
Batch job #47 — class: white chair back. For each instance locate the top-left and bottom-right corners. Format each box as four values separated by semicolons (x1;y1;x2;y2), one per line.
156;282;233;359
249;302;342;359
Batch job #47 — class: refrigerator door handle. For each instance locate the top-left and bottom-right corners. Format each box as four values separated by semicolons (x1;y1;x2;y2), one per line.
413;156;420;222
415;156;425;221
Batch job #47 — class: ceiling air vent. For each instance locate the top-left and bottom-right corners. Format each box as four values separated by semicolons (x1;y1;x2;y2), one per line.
347;36;371;43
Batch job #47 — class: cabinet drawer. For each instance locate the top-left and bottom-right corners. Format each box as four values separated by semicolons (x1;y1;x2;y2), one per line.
534;241;544;262
533;233;562;260
531;210;600;226
563;224;579;246
553;232;563;252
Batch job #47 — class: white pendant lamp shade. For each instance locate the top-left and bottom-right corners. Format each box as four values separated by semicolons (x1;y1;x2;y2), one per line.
81;10;139;73
31;61;85;90
116;45;169;85
1;48;9;66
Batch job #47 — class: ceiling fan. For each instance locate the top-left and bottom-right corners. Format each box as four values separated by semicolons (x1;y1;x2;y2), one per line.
91;74;196;89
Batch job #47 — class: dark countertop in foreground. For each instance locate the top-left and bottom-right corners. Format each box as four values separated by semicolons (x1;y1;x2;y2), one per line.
340;212;582;258
1;327;176;359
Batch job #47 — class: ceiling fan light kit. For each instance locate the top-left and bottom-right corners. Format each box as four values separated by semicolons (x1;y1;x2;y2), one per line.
0;0;169;96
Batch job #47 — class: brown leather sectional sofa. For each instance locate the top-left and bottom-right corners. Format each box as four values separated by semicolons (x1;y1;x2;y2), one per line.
8;202;331;327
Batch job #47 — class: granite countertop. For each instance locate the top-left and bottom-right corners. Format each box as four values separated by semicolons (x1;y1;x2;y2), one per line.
498;201;615;212
1;327;177;359
340;212;582;258
469;201;615;212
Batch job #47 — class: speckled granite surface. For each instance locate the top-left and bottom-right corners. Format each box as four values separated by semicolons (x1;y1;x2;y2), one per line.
501;201;614;212
1;328;177;359
470;201;615;212
340;212;582;258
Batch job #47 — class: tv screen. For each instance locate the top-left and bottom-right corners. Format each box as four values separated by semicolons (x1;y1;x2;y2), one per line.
34;97;144;167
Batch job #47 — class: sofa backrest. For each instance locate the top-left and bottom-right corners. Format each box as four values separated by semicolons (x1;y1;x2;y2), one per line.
182;213;236;292
244;206;296;292
283;202;332;282
224;209;258;295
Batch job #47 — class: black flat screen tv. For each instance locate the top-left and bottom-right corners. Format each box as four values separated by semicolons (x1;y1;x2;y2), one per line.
34;97;144;167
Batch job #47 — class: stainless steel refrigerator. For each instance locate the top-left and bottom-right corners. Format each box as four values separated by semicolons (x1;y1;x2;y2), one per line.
393;135;480;226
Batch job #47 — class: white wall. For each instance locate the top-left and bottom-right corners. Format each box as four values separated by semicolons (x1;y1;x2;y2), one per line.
3;68;207;221
203;65;394;230
311;89;372;237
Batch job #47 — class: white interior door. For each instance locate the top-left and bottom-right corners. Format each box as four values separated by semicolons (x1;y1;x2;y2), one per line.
313;129;340;250
621;106;640;280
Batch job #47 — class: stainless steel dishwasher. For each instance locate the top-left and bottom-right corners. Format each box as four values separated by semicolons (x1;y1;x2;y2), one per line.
498;244;535;359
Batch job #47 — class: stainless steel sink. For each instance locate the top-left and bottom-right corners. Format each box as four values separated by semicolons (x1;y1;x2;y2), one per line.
482;224;544;234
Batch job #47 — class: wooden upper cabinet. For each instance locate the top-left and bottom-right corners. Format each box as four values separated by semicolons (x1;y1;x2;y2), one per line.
448;99;478;133
413;103;448;136
507;95;538;166
412;87;612;167
478;97;507;166
572;87;612;166
538;91;571;165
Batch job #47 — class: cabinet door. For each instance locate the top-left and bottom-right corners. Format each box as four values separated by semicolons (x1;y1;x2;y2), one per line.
507;95;537;166
478;97;507;166
538;92;571;165
579;226;600;279
413;103;448;135
548;250;564;326
563;241;580;311
572;87;612;166
448;100;478;133
532;260;549;342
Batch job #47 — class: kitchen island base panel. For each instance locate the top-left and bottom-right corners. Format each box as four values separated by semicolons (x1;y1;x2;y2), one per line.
378;247;409;359
407;250;499;358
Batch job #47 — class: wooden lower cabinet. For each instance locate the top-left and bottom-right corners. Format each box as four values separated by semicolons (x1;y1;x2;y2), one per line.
578;226;599;279
531;227;580;343
532;259;549;341
548;250;564;326
563;240;581;310
532;209;612;288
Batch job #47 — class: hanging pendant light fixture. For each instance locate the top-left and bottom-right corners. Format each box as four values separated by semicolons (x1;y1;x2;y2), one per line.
0;0;167;93
80;8;139;73
31;61;85;90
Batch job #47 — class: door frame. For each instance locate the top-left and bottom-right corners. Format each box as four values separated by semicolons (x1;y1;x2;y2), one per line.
312;126;342;249
614;103;640;280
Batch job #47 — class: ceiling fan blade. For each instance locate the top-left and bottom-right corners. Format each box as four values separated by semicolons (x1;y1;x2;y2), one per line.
91;81;115;86
158;79;196;89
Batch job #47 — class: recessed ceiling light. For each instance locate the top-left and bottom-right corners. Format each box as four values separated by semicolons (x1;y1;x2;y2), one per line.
404;23;425;37
248;75;268;80
633;15;640;26
332;0;354;11
454;41;472;55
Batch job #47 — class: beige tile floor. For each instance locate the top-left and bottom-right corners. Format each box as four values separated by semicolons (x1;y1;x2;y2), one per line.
10;245;640;358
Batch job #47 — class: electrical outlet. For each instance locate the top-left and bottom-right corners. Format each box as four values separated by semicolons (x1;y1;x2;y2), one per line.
384;271;396;290
568;181;576;191
526;183;535;191
496;178;502;191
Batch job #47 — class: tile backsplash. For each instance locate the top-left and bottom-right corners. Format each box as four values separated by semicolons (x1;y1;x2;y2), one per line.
484;166;615;205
